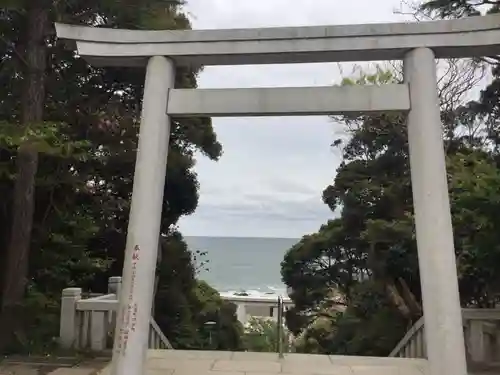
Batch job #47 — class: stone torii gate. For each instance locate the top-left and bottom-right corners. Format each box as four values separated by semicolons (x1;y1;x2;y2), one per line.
55;15;500;375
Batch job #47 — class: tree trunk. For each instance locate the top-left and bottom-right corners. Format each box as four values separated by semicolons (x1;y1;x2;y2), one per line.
0;1;48;350
385;281;412;320
397;277;422;320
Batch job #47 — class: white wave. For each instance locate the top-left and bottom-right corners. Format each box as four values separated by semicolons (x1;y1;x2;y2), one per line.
217;285;289;299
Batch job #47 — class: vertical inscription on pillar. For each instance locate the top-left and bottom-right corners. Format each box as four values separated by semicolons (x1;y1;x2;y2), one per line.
115;245;141;356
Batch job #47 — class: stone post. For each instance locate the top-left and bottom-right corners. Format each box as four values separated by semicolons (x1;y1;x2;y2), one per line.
60;287;82;349
108;276;123;295
110;55;175;375
468;320;486;363
404;47;467;375
108;276;123;339
90;310;108;351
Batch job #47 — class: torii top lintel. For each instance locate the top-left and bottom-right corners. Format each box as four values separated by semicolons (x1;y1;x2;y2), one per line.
55;15;500;67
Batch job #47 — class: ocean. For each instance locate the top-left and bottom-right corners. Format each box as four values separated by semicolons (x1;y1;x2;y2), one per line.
185;236;298;295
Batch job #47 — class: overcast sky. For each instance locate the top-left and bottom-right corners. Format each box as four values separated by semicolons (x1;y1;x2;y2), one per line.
177;0;411;238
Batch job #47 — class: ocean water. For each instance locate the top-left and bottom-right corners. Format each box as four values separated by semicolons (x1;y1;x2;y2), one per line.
185;236;298;295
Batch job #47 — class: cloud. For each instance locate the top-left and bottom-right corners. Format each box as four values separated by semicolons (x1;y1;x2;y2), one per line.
181;190;334;238
185;0;404;29
177;0;408;238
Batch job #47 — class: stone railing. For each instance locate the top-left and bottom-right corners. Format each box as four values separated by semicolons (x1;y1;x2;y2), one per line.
390;308;500;365
389;316;426;359
59;277;172;352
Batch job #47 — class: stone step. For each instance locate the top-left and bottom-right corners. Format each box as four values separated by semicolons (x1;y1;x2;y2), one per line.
11;350;498;375
95;350;429;375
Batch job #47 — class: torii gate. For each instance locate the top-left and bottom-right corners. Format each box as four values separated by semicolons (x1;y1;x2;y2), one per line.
55;14;500;375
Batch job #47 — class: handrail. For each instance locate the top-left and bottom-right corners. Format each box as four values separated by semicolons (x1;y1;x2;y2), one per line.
277;295;284;358
390;308;500;364
60;278;174;352
76;298;118;311
389;316;425;358
463;308;500;321
149;318;173;349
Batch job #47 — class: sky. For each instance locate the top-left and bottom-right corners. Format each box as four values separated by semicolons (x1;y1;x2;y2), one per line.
177;0;412;238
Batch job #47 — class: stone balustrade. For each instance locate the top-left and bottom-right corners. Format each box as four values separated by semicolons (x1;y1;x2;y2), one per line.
390;308;500;368
59;277;172;352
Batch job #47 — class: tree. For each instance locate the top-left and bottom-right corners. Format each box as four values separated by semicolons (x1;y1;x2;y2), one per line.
325;69;421;320
420;0;500;18
192;281;244;351
282;65;500;355
418;0;500;307
0;0;224;353
293;281;407;356
418;0;500;151
153;232;200;348
281;219;355;335
152;234;243;351
0;1;51;348
447;150;500;306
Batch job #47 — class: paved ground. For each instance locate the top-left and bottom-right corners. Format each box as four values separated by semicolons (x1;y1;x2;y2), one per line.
0;358;108;375
0;365;99;375
5;350;500;374
98;350;429;375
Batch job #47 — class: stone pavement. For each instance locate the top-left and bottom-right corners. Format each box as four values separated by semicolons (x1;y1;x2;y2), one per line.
0;358;108;375
0;365;99;375
99;350;429;375
6;351;500;374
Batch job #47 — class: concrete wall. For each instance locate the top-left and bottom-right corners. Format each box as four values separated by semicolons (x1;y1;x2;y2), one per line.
220;295;293;325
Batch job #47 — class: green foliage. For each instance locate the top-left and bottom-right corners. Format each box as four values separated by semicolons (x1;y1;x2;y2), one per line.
419;0;500;307
282;61;500;356
1;286;61;354
281;219;354;323
0;121;90;159
322;282;406;356
243;317;290;353
153;234;243;351
193;281;244;350
339;65;396;87
0;0;227;354
447;151;500;306
153;233;202;348
420;0;500;18
193;249;210;275
294;281;406;356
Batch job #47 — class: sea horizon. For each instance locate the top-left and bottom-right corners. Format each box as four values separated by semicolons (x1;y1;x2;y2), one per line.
184;235;299;296
184;234;301;240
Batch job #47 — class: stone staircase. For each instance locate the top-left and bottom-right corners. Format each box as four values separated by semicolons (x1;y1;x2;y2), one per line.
53;280;500;375
6;350;500;375
99;350;428;375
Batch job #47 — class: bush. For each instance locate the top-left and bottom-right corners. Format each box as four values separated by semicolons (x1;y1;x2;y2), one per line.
243;317;291;353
